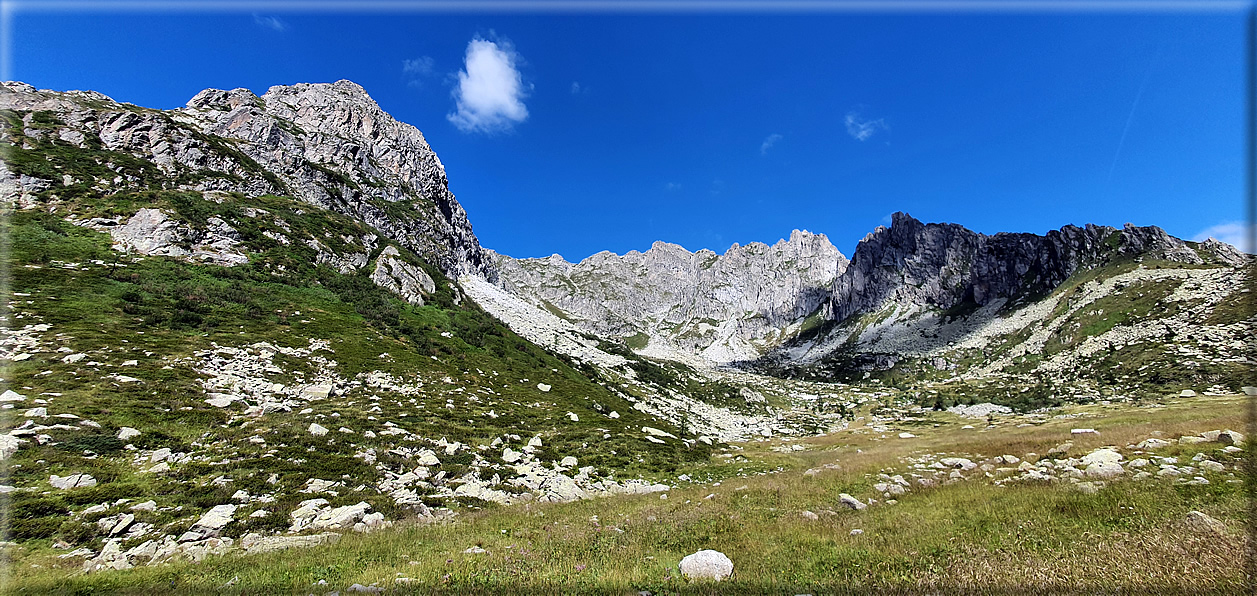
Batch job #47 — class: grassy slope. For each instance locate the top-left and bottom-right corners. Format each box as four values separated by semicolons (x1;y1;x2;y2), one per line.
2;395;1247;594
0;190;711;551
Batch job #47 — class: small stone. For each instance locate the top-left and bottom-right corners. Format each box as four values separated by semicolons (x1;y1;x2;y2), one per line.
117;427;141;440
850;528;864;535
537;383;551;392
801;510;819;521
309;423;329;437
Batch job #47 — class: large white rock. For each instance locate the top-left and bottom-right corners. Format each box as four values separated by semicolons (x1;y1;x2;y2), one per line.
308;423;329;437
1084;462;1124;479
309;501;372;530
0;435;23;460
1136;438;1171;449
1080;448;1123;467
192;504;237;533
678;549;734;581
117;427;142;440
50;474;96;490
939;457;976;470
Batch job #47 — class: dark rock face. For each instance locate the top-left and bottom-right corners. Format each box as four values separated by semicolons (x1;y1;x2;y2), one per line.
0;80;492;278
828;212;1218;323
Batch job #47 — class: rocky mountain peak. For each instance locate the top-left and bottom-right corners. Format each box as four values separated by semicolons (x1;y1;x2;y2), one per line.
487;231;848;363
830;213;1236;325
0;79;492;277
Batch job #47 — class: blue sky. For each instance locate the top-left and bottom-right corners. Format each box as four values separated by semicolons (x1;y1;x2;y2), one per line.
9;4;1250;260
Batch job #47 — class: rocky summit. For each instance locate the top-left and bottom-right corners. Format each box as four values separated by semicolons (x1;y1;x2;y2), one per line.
1;80;491;278
487;229;846;364
0;79;1252;591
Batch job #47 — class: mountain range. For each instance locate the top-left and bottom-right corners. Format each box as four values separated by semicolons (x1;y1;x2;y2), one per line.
0;79;1251;570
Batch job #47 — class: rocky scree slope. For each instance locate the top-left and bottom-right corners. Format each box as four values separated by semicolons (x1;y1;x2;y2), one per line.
486;230;847;364
0;79;491;278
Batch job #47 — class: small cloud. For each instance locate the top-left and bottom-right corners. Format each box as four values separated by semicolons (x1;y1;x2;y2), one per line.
403;56;436;88
253;14;287;32
448;35;529;134
1193;221;1254;253
710;178;724;196
845;110;887;141
664;182;682;191
760;133;783;156
403;56;435;77
570;81;582;94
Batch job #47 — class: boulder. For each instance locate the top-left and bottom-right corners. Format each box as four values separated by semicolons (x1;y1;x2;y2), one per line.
1183;511;1226;536
1135;438;1171;449
940;457;976;470
192;504;237;535
839;493;866;510
1216;429;1245;445
1080;448;1122;467
0;435;23;460
678;549;734;581
308;423;329;437
117;427;141;440
50;474;96;490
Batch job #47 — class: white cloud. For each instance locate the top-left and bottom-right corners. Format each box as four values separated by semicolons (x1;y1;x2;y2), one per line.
447;37;529;134
664;182;681;191
760;133;783;155
1192;221;1254;254
253;14;287;32
403;56;435;77
570;81;582;94
845;111;887;141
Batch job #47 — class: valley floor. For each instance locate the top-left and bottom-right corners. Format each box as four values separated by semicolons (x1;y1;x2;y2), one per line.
3;393;1250;595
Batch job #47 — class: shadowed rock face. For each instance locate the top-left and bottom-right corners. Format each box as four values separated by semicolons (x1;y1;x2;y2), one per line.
0;80;492;278
828;211;1235;324
488;230;848;362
